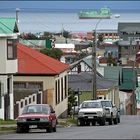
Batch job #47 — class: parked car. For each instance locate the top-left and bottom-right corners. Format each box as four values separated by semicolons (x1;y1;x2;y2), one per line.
16;104;57;133
77;100;106;126
100;100;120;125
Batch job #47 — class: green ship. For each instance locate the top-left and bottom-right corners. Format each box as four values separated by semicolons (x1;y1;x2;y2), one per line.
79;7;112;19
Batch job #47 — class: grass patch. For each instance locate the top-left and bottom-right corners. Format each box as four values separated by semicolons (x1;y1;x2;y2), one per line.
0;120;16;125
58;117;77;127
0;127;16;131
66;118;77;124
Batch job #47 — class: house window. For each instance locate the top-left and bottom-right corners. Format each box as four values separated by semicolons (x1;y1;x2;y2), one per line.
7;39;17;60
33;95;35;102
55;81;58;105
61;78;63;101
21;101;23;108
14;82;26;89
25;100;27;105
64;76;67;98
29;98;31;104
58;79;60;103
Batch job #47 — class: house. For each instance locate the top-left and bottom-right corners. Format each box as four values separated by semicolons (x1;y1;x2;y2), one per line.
68;72;119;107
87;30;119;41
13;43;69;119
54;43;77;64
69;55;104;76
104;66;138;115
118;22;140;65
68;56;119;107
0;17;19;120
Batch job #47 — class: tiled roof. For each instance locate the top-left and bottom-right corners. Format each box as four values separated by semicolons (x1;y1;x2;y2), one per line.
0;17;19;34
17;43;69;75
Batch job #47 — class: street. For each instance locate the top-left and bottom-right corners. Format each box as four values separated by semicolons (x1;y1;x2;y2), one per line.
0;115;140;139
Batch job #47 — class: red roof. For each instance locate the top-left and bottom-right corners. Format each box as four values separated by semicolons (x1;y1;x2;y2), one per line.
17;43;69;75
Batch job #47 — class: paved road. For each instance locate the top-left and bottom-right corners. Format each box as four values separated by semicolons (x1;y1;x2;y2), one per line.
0;115;140;139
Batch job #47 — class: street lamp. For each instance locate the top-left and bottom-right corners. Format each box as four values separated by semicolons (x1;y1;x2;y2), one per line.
92;15;120;100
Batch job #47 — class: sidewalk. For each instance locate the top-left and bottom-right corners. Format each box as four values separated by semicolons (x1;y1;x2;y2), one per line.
0;118;76;133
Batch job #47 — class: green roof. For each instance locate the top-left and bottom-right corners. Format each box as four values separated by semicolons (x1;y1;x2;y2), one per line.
0;17;19;34
104;66;138;91
119;68;138;90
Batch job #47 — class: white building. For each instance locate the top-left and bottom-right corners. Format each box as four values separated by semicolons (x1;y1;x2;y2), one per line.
0;18;19;120
55;43;77;64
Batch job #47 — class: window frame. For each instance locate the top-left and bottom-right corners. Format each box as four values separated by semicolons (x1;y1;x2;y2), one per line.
7;39;17;60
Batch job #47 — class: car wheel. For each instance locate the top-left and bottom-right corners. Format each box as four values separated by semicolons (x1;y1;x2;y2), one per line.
46;126;53;133
16;126;22;133
53;126;56;132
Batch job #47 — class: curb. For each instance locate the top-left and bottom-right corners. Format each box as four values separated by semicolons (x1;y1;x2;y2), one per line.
0;124;76;134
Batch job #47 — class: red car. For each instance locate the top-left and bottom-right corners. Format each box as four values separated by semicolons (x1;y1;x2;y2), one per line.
16;104;57;133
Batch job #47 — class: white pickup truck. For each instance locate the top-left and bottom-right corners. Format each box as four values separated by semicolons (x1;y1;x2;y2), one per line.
77;100;106;126
100;100;120;125
77;99;120;126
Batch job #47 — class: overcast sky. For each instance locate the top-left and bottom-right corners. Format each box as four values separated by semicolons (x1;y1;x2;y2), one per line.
0;1;140;10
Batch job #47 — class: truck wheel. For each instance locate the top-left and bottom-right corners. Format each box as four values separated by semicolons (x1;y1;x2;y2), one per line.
99;117;105;126
118;117;120;123
92;121;96;126
113;118;118;125
80;120;85;126
86;121;90;126
109;118;113;125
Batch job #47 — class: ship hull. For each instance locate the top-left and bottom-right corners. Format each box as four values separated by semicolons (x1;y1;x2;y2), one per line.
79;16;111;19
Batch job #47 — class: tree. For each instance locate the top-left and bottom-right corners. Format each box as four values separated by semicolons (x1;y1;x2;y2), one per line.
68;88;77;116
107;52;117;66
97;33;104;46
40;48;63;60
43;32;53;39
63;30;71;43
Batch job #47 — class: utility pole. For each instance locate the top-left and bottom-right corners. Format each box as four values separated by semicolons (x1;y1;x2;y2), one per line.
92;19;102;100
130;35;137;115
132;39;137;115
92;29;97;100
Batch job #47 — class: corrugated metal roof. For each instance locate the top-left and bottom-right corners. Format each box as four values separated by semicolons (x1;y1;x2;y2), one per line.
17;43;69;75
68;72;117;92
0;17;18;34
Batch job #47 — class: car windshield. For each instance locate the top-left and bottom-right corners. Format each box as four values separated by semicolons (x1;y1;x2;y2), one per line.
22;105;49;114
81;102;101;108
101;101;112;107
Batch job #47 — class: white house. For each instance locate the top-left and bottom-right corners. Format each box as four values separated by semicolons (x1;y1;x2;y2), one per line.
0;17;19;120
55;43;77;64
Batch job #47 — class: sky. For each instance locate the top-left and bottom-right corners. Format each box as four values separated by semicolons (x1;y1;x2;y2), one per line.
0;1;140;10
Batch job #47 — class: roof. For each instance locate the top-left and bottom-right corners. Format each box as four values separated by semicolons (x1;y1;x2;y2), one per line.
17;43;69;75
104;66;138;91
119;68;138;91
0;17;19;34
68;72;117;92
55;44;75;49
